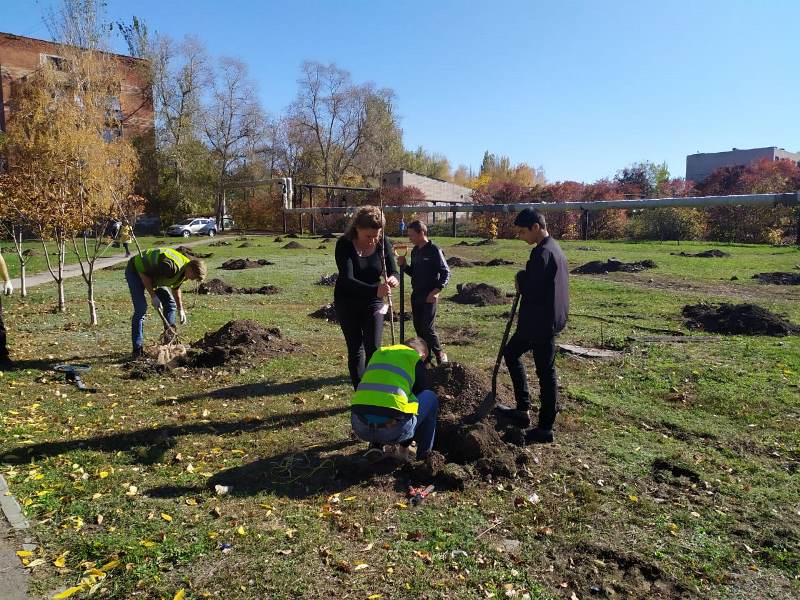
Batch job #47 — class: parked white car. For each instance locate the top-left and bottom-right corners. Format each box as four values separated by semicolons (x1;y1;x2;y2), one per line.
167;218;217;237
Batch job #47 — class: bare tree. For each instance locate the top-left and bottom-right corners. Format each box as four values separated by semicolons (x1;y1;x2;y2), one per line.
203;57;265;225
289;62;372;188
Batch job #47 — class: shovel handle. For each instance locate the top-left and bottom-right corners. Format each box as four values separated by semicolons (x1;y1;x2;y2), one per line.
491;292;520;391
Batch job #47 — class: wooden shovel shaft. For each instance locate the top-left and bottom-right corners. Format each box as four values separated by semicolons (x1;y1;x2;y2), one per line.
492;292;520;394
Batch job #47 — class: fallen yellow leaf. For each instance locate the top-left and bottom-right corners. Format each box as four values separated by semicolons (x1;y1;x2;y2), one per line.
52;586;85;599
161;513;173;522
16;550;33;557
54;554;68;568
173;590;186;600
237;525;247;536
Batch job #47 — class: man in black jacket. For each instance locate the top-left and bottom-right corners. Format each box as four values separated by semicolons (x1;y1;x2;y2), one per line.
496;208;569;443
396;221;451;365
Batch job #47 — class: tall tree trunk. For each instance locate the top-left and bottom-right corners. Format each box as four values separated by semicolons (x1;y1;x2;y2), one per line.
87;271;97;326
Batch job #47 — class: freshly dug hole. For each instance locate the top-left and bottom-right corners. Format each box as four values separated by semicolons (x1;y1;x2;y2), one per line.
447;256;474;268
671;249;729;258
175;245;214;259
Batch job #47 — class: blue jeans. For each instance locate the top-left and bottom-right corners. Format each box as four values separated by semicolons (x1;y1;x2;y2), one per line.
125;260;176;352
351;390;439;460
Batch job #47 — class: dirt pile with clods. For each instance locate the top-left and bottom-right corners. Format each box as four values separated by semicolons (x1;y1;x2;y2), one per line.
409;362;528;487
175;246;213;259
447;256;474;268
753;272;800;285
572;259;657;274
282;241;306;249
671;249;729;258
309;303;410;323
185;320;296;367
219;258;274;270
683;303;798;336
197;278;279;295
315;273;338;286
449;282;510;306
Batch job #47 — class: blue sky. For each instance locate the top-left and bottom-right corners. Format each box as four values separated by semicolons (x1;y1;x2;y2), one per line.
6;0;800;182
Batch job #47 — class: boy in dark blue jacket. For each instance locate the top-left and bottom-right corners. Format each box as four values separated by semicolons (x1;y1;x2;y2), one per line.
496;208;569;444
396;221;451;365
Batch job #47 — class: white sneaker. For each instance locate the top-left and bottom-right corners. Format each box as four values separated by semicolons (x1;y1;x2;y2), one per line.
437;352;448;365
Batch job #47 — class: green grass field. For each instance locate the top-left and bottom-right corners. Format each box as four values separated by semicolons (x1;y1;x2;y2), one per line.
1;234;798;599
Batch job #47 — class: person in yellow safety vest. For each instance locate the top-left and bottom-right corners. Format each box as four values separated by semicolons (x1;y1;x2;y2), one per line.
351;338;439;462
125;248;207;358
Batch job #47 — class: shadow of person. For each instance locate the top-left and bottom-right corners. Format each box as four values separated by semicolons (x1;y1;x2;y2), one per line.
147;438;414;501
161;375;351;406
0;406;349;466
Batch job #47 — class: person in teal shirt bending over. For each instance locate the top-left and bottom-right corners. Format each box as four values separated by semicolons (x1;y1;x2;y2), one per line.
125;248;207;358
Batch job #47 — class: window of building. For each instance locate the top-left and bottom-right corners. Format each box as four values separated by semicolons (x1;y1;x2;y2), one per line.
39;53;69;71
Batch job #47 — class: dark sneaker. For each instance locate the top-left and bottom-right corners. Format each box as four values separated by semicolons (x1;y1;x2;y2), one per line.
494;404;531;427
129;348;144;361
525;428;554;444
0;356;13;371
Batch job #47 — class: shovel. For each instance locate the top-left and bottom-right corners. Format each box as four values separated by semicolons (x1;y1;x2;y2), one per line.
470;291;520;422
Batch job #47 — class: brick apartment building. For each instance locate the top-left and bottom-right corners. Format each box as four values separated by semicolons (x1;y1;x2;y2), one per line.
686;146;800;184
0;31;154;142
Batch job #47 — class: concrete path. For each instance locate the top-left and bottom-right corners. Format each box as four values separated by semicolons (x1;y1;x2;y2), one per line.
8;237;216;291
0;476;30;600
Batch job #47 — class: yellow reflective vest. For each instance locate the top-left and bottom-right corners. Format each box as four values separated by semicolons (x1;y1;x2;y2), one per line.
351;345;420;415
132;248;190;288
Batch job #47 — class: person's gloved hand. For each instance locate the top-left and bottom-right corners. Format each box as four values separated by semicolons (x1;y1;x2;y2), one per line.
150;294;161;310
179;308;187;325
3;280;12;296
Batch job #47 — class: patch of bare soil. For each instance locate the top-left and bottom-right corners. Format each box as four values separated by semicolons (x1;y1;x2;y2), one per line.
208;240;231;247
682;303;798;336
449;282;509;306
753;272;800;285
572;259;657;274
185;320;296;368
219;258;274;270
238;242;253;248
282;241;306;249
315;273;338;286
175;245;213;258
551;543;691;599
447;256;474;267
197;278;279;295
440;326;479;346
273;236;283;242
286;233;299;239
671;249;730;258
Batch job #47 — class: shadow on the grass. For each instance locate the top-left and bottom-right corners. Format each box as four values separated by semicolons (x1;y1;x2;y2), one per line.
0;406;349;466
160;375;351;406
147;438;411;500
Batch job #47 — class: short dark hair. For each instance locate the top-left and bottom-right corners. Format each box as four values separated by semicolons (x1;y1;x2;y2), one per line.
513;208;547;230
404;337;428;358
407;220;427;235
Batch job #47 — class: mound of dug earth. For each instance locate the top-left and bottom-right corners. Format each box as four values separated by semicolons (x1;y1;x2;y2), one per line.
454;239;498;247
282;241;305;249
315;273;338;286
671;249;729;258
449;282;509;306
273;236;283;242
198;278;279;295
309;303;410;323
683;303;798;336
473;258;514;266
176;246;213;259
447;256;473;268
219;258;274;270
572;259;657;274
186;320;296;367
417;363;523;483
209;240;231;247
753;272;800;285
